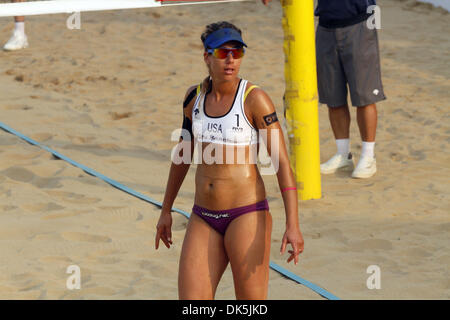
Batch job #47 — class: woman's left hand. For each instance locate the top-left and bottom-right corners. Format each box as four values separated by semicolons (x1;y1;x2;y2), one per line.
280;226;304;265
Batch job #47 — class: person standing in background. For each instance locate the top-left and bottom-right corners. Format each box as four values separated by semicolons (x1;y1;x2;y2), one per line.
262;0;386;179
3;0;29;51
315;0;386;179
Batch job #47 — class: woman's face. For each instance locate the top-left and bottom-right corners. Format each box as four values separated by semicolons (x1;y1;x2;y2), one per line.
204;40;243;82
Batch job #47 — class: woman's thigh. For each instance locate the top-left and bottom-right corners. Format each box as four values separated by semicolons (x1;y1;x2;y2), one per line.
224;210;272;300
178;213;229;300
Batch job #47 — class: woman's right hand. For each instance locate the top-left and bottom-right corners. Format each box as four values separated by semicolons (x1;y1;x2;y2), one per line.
155;211;173;249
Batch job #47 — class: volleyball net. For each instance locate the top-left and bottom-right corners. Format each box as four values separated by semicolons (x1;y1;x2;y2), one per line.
0;0;250;17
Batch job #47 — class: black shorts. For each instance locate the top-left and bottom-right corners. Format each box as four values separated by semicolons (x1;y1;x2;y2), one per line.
316;19;386;107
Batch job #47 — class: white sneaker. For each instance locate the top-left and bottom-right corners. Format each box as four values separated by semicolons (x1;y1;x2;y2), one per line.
352;156;377;179
320;152;354;174
3;31;28;51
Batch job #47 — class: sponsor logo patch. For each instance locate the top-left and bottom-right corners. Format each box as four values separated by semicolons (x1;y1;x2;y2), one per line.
201;212;230;219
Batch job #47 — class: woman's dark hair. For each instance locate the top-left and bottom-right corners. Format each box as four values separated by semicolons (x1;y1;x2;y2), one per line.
201;21;242;48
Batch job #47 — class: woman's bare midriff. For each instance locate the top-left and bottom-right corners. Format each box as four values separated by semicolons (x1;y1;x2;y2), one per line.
194;143;266;210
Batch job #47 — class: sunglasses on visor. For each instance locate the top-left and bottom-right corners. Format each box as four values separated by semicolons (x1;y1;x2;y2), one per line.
207;47;246;59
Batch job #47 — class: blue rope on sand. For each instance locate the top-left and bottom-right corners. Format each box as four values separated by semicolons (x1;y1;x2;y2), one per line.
0;121;340;300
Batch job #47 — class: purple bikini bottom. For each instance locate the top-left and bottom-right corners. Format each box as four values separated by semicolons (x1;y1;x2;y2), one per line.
192;199;269;235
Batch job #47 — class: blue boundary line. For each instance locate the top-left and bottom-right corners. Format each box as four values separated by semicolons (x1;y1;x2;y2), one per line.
0;121;340;300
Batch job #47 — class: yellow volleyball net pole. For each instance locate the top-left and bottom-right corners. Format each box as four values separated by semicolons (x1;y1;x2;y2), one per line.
282;0;321;200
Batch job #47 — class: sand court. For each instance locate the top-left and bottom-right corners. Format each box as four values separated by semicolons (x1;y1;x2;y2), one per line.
0;0;449;299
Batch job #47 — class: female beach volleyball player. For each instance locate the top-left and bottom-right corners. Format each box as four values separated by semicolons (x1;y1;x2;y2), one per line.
155;21;304;300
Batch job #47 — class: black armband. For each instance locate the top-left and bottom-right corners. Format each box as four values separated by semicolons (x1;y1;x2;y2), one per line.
263;111;279;126
180;87;197;140
180;115;193;141
183;88;197;109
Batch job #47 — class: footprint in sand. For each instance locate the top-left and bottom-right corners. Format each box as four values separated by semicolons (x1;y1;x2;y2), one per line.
30;232;64;242
8;273;45;294
10;272;34;282
1;166;34;182
45;190;101;204
321;228;349;244
350;239;393;252
407;145;427;161
39;256;73;264
1;166;62;189
97;257;121;264
61;232;112;243
434;223;450;232
95;207;143;224
110;111;133;120
30;132;54;142
0;205;17;211
32;177;62;189
0;134;19;146
389;152;405;162
400;247;433;259
18;281;45;292
66;134;96;145
41;210;91;220
138;260;170;275
22;202;65;213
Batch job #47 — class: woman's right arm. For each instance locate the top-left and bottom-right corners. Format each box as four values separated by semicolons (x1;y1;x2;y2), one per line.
155;85;197;250
160;150;192;213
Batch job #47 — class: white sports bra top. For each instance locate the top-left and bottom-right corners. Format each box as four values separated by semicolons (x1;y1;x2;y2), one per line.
192;79;259;146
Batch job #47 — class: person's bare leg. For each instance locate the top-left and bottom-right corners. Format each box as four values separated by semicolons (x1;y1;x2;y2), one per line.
356;103;377;142
328;104;351;140
321;104;354;173
178;214;229;300
352;103;378;178
224;210;272;300
14;0;25;23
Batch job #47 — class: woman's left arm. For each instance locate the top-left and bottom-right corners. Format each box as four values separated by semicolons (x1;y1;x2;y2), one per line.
247;88;304;265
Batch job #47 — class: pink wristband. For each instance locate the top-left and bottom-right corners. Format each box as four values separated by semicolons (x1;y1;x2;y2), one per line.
281;187;297;193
